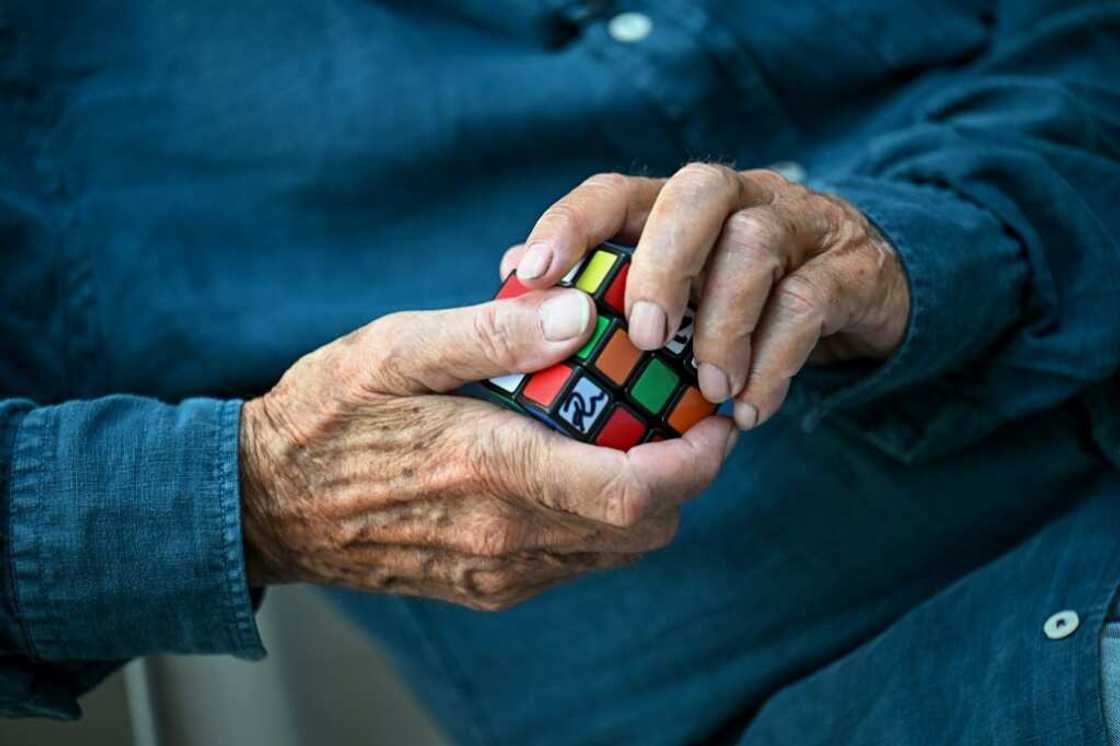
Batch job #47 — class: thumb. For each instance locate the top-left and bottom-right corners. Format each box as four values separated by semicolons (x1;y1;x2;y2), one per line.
369;288;597;395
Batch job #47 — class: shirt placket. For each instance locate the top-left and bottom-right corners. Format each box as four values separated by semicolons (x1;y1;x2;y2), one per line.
562;0;801;167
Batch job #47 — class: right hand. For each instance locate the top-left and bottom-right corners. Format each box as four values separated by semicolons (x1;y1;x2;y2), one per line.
239;288;737;610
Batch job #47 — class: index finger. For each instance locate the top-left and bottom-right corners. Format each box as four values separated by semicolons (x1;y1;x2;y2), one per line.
515;173;664;287
483;412;736;528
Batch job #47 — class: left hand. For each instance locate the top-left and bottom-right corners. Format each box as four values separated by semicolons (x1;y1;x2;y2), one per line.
501;165;911;430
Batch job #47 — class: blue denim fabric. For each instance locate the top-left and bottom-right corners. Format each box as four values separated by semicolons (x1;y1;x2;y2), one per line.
1102;597;1120;746
1;0;1118;739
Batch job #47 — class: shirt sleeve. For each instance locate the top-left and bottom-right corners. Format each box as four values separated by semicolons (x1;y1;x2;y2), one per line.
0;396;265;719
791;0;1120;463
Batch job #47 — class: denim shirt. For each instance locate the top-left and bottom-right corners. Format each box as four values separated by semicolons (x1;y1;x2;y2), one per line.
1;0;1118;731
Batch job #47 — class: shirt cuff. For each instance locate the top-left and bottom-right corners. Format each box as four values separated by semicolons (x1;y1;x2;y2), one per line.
6;396;265;661
787;176;1028;461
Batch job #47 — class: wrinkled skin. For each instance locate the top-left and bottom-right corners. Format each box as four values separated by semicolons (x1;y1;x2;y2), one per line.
506;165;911;429
239;289;737;610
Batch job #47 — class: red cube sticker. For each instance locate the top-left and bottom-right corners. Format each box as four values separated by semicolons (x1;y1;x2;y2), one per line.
602;262;628;314
595;405;646;451
521;364;574;408
496;273;532;300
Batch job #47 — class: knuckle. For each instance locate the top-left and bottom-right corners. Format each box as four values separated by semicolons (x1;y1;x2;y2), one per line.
603;470;653;528
775;275;825;320
544;201;588;240
746;168;794;196
673;162;738;203
472;567;517;596
465;421;547;503
372;313;422;388
726;210;782;249
582;171;629;194
469;518;523;557
471;303;522;372
724;212;785;275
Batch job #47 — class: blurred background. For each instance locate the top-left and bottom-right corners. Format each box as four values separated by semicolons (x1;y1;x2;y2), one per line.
0;586;448;746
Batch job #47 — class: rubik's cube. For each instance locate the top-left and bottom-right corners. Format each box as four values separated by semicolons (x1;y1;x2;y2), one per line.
482;243;715;450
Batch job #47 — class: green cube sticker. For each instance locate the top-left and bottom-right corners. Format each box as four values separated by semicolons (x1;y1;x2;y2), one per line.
630;357;679;414
575;317;610;360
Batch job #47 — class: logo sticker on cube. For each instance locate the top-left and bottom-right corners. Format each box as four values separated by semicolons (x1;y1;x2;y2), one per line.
557;374;611;434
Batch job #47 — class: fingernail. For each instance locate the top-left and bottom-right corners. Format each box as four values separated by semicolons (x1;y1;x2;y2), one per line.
518;241;552;280
500;242;526;278
697;363;731;403
629;301;667;349
734;402;759;430
540;291;591;341
723;429;740;461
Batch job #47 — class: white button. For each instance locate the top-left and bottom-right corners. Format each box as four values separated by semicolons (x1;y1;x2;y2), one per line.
608;12;653;43
1043;610;1080;640
767;161;807;184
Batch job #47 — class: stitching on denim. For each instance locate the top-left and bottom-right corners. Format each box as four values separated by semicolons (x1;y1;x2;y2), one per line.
7;408;49;658
218;400;265;655
0;402;35;658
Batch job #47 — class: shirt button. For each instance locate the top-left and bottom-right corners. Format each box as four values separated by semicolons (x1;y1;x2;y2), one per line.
1043;610;1080;640
608;12;653;43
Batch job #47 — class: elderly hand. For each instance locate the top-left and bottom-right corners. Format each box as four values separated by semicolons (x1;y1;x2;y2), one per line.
504;165;911;429
239;289;737;610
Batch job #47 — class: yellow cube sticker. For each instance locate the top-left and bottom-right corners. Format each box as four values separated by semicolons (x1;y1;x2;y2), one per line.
575;250;617;294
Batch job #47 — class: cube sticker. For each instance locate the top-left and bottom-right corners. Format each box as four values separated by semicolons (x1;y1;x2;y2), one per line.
522;364;574;408
630;357;679;415
602;262;628;314
559;256;588;286
496;273;532;300
575;316;611;361
593;328;642;386
575;250;617;294
665;306;695;356
595;405;646;451
667;386;716;434
557;374;611;434
488;373;525;393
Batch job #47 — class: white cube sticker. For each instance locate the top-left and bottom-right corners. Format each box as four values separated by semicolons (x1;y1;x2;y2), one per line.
559;256;587;286
489;373;525;393
665;306;695;356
